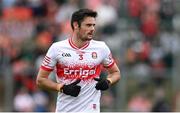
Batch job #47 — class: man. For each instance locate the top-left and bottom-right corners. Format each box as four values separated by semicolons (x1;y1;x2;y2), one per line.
36;8;121;112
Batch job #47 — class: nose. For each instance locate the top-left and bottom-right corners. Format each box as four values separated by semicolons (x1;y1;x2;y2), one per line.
90;25;95;31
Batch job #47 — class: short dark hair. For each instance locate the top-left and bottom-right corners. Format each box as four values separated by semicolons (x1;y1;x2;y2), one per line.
71;9;97;30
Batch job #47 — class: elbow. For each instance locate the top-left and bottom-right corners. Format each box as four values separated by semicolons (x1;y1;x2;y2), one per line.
118;74;121;81
117;71;121;81
36;76;42;87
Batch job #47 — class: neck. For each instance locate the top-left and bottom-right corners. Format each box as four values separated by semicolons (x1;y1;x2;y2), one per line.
71;34;89;49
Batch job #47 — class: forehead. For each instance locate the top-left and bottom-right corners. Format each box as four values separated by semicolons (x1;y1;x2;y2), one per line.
82;17;96;24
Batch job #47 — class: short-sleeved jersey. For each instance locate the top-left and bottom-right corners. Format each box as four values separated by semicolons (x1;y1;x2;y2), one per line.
40;38;114;112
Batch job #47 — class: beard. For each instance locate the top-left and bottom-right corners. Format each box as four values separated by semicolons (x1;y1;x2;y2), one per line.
81;36;93;41
78;33;93;41
82;37;92;41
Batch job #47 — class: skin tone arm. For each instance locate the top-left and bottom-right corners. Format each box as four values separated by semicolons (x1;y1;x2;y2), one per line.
36;68;63;92
106;63;121;85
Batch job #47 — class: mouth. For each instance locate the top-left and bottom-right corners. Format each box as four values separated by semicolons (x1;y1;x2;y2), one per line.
88;32;93;37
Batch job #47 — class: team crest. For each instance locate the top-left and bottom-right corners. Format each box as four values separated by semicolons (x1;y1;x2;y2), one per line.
92;52;97;59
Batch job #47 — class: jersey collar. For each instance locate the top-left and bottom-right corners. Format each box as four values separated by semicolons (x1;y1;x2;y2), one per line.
68;38;90;50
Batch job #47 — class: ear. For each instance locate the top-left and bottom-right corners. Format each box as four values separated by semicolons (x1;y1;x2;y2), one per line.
73;22;79;29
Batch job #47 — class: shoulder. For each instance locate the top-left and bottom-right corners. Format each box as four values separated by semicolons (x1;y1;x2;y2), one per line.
90;40;107;47
90;40;110;50
90;40;111;54
51;39;68;47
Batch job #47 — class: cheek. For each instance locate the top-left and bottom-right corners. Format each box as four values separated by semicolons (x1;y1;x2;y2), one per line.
79;30;86;37
80;29;88;35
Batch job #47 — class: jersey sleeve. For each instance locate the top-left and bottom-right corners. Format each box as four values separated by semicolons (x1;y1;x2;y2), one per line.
41;44;57;71
102;43;115;68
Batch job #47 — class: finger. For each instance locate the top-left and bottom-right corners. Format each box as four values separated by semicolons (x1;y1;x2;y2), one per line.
94;78;101;81
76;85;81;89
71;79;81;85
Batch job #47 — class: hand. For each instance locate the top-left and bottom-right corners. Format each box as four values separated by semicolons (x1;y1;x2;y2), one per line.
94;78;111;91
61;79;81;97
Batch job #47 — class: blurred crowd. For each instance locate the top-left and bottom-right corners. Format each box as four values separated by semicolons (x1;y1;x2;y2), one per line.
1;0;180;112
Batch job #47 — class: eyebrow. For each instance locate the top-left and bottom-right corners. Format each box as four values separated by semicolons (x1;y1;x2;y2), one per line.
86;23;95;26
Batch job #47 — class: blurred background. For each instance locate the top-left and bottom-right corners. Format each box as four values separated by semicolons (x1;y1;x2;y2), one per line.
0;0;180;112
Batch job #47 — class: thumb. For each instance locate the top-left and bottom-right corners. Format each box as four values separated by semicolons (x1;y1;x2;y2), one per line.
94;78;101;81
71;79;81;85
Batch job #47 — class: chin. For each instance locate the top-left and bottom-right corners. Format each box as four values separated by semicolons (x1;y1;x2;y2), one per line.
83;37;92;41
87;38;93;41
88;36;93;40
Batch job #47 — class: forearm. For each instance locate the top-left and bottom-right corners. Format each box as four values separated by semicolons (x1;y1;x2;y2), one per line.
36;77;63;92
107;71;121;85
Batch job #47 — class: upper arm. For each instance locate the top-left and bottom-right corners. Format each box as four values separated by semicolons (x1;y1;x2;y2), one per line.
102;42;114;68
36;68;52;84
106;63;120;75
37;68;52;79
101;42;120;78
36;44;57;85
41;44;57;71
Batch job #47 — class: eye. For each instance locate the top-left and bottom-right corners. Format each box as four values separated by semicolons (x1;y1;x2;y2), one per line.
87;24;91;27
86;24;95;27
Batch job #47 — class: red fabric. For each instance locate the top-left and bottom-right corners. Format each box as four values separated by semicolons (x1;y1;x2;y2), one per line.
128;0;142;17
141;13;159;37
41;65;53;71
140;41;151;60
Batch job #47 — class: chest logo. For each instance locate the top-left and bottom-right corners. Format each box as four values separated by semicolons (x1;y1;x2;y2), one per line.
62;53;71;57
92;52;97;59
